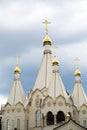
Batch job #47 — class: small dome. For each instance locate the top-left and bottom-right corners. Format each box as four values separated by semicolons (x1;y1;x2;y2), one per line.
14;66;21;74
52;57;59;66
43;35;52;46
66;113;70;118
74;69;81;76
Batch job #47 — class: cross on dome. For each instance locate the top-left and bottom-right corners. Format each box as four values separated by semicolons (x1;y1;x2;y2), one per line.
16;54;20;66
74;58;81;77
43;20;51;35
14;54;21;74
52;45;59;66
74;58;80;69
52;45;58;57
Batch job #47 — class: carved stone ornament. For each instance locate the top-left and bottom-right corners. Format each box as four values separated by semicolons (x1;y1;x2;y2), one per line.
7;109;10;113
58;101;63;106
17;108;21;112
36;94;39;98
36;100;40;107
47;102;51;107
82;110;86;114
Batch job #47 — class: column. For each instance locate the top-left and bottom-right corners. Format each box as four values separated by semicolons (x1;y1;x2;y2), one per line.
54;115;56;125
44;116;46;126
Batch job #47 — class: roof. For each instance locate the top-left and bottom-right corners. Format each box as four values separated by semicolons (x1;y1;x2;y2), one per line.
7;75;25;106
34;50;52;90
48;70;68;100
53;119;87;130
72;81;87;109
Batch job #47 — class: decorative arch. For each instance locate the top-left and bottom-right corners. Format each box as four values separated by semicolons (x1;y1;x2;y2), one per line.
4;102;11;108
46;111;54;125
35;98;42;108
36;110;41;127
56;111;65;123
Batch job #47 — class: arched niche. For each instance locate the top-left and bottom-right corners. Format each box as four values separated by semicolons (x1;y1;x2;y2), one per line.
46;111;54;125
56;111;65;123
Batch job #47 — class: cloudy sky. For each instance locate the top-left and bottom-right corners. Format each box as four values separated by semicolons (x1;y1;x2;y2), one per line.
0;0;87;107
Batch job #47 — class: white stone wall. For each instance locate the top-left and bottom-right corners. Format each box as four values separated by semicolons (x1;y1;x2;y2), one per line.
2;103;27;130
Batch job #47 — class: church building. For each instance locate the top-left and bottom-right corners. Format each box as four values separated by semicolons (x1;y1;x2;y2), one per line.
1;20;87;130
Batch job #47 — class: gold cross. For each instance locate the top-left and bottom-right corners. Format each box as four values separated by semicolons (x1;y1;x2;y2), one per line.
16;55;20;66
74;58;80;69
43;20;51;35
52;45;58;57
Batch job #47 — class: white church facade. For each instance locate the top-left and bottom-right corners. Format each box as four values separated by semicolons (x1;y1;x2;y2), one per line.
1;20;87;130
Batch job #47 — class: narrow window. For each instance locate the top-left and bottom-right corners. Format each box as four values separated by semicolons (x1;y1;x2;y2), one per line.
36;111;41;127
17;119;20;130
7;119;10;130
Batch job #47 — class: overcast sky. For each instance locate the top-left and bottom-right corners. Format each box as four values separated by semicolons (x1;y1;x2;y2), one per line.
0;0;87;107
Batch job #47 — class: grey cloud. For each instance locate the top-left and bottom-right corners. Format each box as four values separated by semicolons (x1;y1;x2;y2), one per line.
0;30;42;58
0;0;87;107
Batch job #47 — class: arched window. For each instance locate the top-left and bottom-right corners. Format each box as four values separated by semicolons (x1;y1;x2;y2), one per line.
56;111;65;123
7;119;10;130
36;111;41;127
17;119;20;130
46;111;54;125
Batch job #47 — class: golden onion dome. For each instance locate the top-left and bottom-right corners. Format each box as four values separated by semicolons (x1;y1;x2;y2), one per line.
66;113;70;118
52;57;59;66
14;66;21;74
43;35;52;46
74;69;81;77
